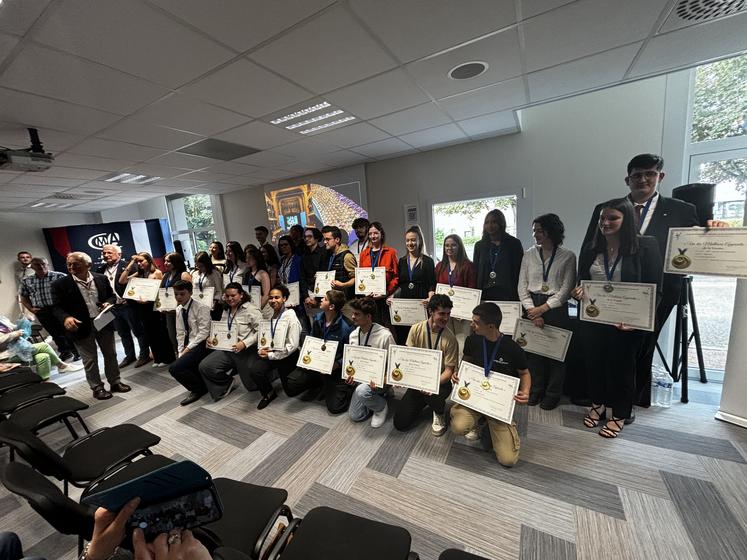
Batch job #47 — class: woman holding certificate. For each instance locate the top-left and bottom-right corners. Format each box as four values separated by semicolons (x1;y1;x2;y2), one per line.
573;198;662;438
518;214;576;410
191;251;224;320
358;222;399;326
243;246;273;319
473;209;524;302
198;282;262;400
431;234;475;344
159;252;192;355
222;241;248;286
388;226;436;344
245;284;302;409
119;252;175;368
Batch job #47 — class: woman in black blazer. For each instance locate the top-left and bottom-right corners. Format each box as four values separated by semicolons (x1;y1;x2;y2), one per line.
473;209;524;302
573;198;662;438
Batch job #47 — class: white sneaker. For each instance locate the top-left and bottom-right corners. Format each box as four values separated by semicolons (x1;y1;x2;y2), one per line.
152;362;165;368
57;362;83;372
431;412;446;437
464;427;480;441
371;403;388;428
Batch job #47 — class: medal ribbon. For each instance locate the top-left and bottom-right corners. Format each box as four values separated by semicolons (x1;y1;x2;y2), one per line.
482;336;502;377
198;273;204;291
448;264;456;288
227;307;237;332
322;314;340;343
270;308;284;343
370;249;381;271
632;193;656;232
228;266;238;283
407;256;418;283
539;246;557;287
603;250;622;283
426;321;443;350
489;246;502;273
358;325;373;347
164;273;175;288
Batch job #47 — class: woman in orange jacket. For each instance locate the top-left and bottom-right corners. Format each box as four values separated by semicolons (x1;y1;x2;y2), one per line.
359;221;399;326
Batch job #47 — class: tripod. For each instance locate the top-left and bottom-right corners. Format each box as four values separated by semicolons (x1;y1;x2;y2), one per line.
655;276;707;404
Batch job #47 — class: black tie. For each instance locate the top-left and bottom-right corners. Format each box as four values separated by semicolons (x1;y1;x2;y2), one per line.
182;307;190;347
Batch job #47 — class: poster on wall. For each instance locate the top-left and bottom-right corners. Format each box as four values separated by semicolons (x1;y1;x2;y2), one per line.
43;219;173;272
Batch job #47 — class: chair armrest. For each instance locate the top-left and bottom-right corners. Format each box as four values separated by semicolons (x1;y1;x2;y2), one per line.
63;426;109;452
254;504;293;559
266;517;302;560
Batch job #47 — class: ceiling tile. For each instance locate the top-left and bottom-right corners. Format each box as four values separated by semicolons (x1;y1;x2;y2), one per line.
439;78;527;120
349;0;516;63
52;153;133;172
147;151;218;170
311;122;389;148
207;161;261;176
0;124;83;152
398;123;467;148
324;69;429;119
31;0;234;88
528;42;641;102
172;170;240;184
231;150;296;168
144;178;207;189
250;5;397;92
31;166;107;181
456;110;519;137
0;88;121;136
279;160;329;175
9;175;84;187
273;138;342;160
1;44;170;115
369;103;452;136
406;28;523;99
216;120;299;150
318;150;369;167
0;0;51;36
118;164;189;179
243;167;293;181
0;32;18;66
132;94;251;136
181;58;312;118
522;0;669;72
151;0;335;52
629;11;747;78
350;137;414;157
98;119;203;150
520;0;577;20
69;138;163;163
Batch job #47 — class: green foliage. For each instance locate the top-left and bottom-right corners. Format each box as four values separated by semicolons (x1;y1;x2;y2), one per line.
434;196;516;221
434;228;446;246
699;158;747;194
691;55;747;143
183;194;214;230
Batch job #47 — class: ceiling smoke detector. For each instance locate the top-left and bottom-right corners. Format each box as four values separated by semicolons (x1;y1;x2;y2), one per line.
448;61;489;80
675;0;745;21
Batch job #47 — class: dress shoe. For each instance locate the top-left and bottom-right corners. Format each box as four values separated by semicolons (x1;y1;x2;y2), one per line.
540;397;560;411
110;382;132;393
118;357;136;369
257;391;277;410
528;394;542;406
134;356;151;368
624;410;636;425
92;387;113;400
180;391;206;406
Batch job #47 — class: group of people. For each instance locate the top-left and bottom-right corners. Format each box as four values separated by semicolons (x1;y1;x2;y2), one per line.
3;152;717;467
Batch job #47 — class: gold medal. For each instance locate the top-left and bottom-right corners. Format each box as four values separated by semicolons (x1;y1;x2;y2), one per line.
321;344;327;351
585;299;600;317
358;282;366;292
270;341;274;348
226;332;232;339
393;312;401;323
370;273;376;280
481;379;491;390
302;351;312;365
390;363;403;381
516;333;527;347
199;293;204;299
345;361;355;376
315;285;320;294
603;284;614;293
210;335;218;346
155;299;161;308
671;249;691;270
127;288;135;296
260;335;267;347
448;289;455;296
541;284;549;292
457;385;471;400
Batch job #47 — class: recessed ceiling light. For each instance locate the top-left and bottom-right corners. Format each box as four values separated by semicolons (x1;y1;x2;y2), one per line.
30;202;46;208
285;110;345;130
270;102;331;125
448;61;489;80
103;172;162;185
298;116;356;135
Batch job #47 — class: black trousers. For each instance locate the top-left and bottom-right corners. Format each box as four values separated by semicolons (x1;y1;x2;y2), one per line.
582;322;644;419
285;367;353;414
244;351;299;396
35;306;77;356
134;303;175;364
392;381;452;431
527;295;569;403
169;342;210;394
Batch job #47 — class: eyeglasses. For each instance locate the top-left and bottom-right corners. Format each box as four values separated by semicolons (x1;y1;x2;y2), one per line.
628;170;660;181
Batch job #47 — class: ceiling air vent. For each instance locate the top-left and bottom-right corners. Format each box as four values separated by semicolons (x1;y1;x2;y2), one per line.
675;0;745;21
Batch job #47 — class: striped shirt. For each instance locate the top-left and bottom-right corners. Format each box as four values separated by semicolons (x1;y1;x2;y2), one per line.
19;271;67;308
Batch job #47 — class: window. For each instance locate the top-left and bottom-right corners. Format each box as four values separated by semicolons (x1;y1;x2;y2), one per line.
167;194;225;266
690;54;747;143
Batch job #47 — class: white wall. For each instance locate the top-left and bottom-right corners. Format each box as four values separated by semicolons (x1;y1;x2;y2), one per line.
99;197;168;223
0;211;99;317
365;75;670;257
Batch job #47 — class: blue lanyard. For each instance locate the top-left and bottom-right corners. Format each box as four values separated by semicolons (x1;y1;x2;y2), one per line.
327;254;336;271
634;194;656;232
482;336;502;377
228;266;238;283
407;256;417;282
448;264;455;287
603;251;622;282
370;249;381;270
358;325;373;347
270;309;284;340
426;321;443;350
539;246;557;284
227;307;237;331
165;273;175;288
489;246;502;270
198;274;204;291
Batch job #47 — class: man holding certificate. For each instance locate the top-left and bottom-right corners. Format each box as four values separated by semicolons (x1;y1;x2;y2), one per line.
321;226;357;300
450;303;530;468
346;297;396;428
392;294;459;436
285;289;355;413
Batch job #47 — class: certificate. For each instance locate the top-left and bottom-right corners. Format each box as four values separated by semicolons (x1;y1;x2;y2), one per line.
123;278;161;302
355;267;387;295
485;301;522;334
389;298;427;326
206;321;236;351
194;286;215;304
512;318;572;362
386;345;442;394
153;288;178;312
435;283;482;320
314;271;335;296
93;304;115;330
285;282;300;308
342;344;387;387
296;336;339;374
665;227;747;278
248;285;262;308
451;361;519;424
579;281;656;332
257;319;288;351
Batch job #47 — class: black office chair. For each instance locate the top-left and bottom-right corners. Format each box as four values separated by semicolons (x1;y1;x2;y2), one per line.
8;396;90;440
439;549;491;560
0;382;66;414
0;369;42;394
0;420;160;494
267;506;416;560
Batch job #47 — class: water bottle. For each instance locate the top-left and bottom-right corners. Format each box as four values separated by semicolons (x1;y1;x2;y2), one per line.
651;365;673;408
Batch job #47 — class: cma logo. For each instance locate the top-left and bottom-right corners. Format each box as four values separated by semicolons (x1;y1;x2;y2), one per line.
88;232;120;250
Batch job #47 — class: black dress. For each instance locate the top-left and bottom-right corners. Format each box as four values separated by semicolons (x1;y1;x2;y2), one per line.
392;255;436;344
473;234;524;301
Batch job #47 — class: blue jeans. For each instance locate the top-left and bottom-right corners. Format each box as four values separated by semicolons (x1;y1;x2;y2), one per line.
349;383;387;422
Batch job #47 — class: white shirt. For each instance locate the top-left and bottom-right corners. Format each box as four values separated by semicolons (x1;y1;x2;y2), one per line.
348;323;395;350
265;310;302;361
631;192;659;235
192;269;224;301
73;273;100;318
175;297;212;353
590;254;622;282
518;246;576;310
350;238;369;260
103;262;123;302
221;302;262;348
223;263;248;287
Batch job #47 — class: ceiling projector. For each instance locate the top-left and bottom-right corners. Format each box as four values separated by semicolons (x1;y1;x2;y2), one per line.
0;128;54;172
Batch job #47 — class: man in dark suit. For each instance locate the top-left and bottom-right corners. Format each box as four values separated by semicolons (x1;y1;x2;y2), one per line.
581;153;699;410
97;244;150;368
52;251;131;400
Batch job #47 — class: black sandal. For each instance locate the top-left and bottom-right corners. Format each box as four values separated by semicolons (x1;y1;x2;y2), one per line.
599;417;624;438
583;404;606;428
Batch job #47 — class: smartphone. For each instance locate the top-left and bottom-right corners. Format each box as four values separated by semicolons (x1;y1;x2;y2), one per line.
83;460;223;540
